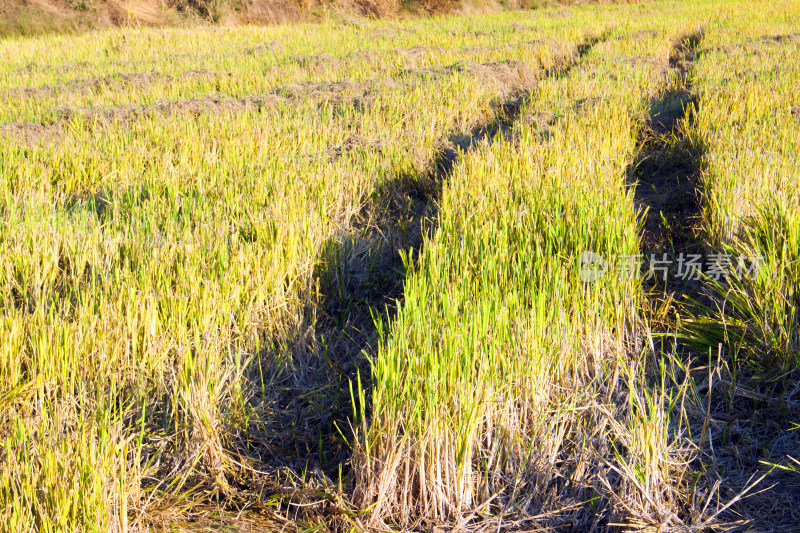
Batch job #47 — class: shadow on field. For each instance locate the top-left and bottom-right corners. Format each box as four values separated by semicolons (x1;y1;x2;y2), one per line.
630;31;706;301
246;33;606;522
632;31;800;531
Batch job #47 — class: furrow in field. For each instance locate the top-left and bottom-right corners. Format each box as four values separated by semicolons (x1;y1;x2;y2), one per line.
630;26;799;530
434;33;605;177
349;24;694;529
248;32;607;510
675;10;800;529
632;30;705;304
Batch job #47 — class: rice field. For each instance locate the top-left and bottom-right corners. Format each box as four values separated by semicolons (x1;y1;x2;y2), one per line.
0;1;798;531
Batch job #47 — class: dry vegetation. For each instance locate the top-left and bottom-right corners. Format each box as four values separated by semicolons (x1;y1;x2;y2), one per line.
0;1;798;531
0;0;560;38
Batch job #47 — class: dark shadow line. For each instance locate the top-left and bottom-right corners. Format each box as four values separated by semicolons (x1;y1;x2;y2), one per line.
228;31;609;517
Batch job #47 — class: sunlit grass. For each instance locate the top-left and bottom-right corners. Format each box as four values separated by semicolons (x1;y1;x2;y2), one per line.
0;9;598;531
354;20;697;527
1;0;799;531
685;5;800;372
